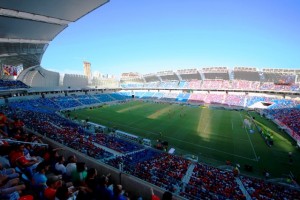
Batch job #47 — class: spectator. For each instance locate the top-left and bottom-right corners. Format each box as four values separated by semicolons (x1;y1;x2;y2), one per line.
55;184;72;200
0;112;8;135
85;168;97;193
66;155;77;178
72;162;87;187
9;144;39;178
13;118;25;134
0;173;26;199
32;161;51;190
96;174;113;200
0;156;10;169
162;191;173;200
55;155;66;175
44;175;63;200
150;188;160;200
0;163;19;179
112;184;127;200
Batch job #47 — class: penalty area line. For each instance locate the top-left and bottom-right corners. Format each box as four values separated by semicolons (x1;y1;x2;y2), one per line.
162;135;257;162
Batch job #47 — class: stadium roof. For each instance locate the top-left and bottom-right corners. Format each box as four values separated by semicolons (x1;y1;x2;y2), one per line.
0;0;108;68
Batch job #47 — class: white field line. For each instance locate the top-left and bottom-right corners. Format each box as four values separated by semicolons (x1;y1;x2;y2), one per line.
239;111;259;162
162;135;257;162
94;115;256;161
84;108;257;162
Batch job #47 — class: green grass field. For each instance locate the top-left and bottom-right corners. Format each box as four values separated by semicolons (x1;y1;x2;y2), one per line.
69;101;300;179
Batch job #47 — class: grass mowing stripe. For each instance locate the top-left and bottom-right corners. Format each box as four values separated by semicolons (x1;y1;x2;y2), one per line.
70;101;300;177
161;134;257;161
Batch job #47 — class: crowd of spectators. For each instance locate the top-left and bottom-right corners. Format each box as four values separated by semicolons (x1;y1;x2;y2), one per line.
265;108;300;137
188;93;207;104
181;163;244;200
240;175;300;200
121;80;300;92
260;82;300;91
201;80;224;89
0;92;299;199
224;94;246;107
0;129;132;200
105;149;192;195
204;94;225;104
91;134;143;154
159;82;179;89
186;80;202;89
0;109;137;200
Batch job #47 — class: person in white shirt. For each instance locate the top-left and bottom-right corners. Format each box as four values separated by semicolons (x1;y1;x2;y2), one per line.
66;155;77;177
55;155;66;175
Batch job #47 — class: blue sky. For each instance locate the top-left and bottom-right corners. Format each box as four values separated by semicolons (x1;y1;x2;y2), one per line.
41;0;300;77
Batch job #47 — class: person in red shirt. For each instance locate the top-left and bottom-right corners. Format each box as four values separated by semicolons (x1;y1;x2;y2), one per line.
13;118;25;134
8;145;38;178
44;176;63;200
150;188;173;200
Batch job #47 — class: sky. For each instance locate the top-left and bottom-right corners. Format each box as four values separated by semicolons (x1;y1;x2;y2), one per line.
41;0;300;77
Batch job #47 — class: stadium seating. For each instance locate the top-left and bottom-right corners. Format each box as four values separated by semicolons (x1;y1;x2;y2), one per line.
201;80;224;90
158;81;179;89
0;80;29;90
93;94;114;102
187;80;202;89
188;93;207;104
143;82;159;88
1;92;300;200
73;94;100;105
224;94;246;107
178;81;187;88
181;163;244;200
232;80;259;90
50;96;82;109
240;175;300;200
109;92;131;100
176;93;190;103
160;92;179;101
204;93;225;104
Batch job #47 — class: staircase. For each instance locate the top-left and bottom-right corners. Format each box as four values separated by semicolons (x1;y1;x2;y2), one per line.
235;177;252;200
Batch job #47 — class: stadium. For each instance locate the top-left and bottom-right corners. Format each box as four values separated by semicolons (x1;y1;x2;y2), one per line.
0;1;300;200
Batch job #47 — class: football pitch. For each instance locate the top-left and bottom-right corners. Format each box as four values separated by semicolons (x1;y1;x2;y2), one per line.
69;101;299;179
